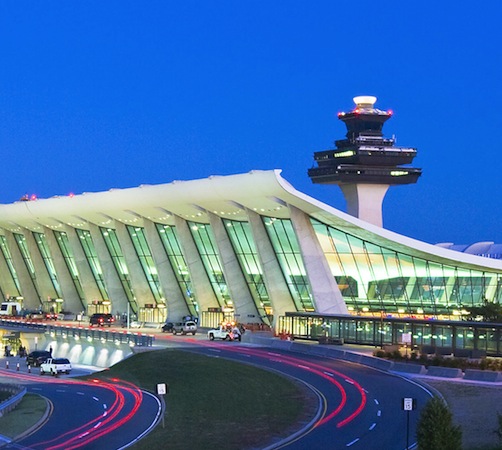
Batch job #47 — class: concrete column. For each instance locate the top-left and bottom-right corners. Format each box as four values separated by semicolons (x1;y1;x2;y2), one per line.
88;224;130;314
114;222;156;309
207;212;261;323
43;226;83;312
245;208;296;327
340;184;389;227
63;225;104;303
143;219;191;321
289;205;349;315
173;215;219;313
3;230;41;308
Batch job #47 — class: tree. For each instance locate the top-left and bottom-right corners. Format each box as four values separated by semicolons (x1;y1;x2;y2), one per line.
464;299;502;323
416;396;462;450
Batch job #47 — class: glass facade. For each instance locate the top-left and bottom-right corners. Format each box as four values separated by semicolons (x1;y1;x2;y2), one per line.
0;235;20;295
126;226;164;304
33;232;62;298
14;233;41;303
75;229;108;301
312;218;501;317
100;228;137;312
280;312;502;356
188;221;231;308
262;217;314;311
223;219;271;325
54;231;85;306
156;224;198;316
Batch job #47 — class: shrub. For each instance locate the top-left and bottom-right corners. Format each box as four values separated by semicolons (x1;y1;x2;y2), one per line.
416;396;462;450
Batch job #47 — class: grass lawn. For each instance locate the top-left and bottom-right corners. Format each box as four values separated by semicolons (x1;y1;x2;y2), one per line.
0;394;48;439
84;348;316;450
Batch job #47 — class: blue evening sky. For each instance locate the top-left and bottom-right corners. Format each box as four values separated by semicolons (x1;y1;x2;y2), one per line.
1;2;501;245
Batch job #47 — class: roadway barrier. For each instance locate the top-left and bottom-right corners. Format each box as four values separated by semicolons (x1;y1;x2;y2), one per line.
209;332;502;383
359;355;394;371
391;362;427;374
425;366;463;379
0;384;26;417
463;369;502;382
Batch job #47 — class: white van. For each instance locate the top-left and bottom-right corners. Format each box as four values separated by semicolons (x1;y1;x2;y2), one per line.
0;302;22;316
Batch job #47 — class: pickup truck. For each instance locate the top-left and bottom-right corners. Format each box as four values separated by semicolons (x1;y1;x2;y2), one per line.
40;358;72;376
207;325;241;341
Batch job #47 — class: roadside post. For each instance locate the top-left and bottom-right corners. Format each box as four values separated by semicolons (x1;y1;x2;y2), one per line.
402;397;416;449
402;332;412;360
157;383;169;428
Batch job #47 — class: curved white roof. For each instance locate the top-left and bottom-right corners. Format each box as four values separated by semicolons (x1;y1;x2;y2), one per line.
0;169;501;273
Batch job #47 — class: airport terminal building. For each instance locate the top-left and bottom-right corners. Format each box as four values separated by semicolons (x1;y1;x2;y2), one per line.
1;96;501;355
0;169;501;325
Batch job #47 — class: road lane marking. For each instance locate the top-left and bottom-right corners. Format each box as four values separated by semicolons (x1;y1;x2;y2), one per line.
92;396;99;401
93;421;102;428
323;371;334;377
369;423;376;431
346;438;360;446
208;349;221;353
103;403;107;409
77;392;85;395
345;379;354;384
374;399;379;405
377;410;381;417
297;364;310;370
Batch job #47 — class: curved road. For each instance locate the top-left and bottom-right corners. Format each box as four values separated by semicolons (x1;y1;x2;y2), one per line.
0;368;161;450
185;340;433;449
0;333;432;449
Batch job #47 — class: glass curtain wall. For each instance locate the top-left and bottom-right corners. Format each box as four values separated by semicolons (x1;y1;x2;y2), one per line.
223;219;271;325
262;217;314;311
14;233;41;304
33;232;62;298
0;235;21;295
100;228;137;313
75;229;108;301
312;218;501;317
155;224;198;316
54;231;85;306
187;221;231;309
126;226;164;303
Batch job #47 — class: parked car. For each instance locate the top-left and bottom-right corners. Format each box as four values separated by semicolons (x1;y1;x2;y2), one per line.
161;322;174;333
172;321;197;335
26;350;52;367
89;313;114;327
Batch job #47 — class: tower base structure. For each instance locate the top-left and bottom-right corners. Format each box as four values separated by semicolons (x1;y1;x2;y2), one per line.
340;184;389;227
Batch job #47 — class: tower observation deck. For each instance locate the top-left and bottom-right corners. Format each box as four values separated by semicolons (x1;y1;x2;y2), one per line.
308;96;422;227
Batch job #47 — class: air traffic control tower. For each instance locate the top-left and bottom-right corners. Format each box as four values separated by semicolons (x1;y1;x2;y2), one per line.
308;96;422;227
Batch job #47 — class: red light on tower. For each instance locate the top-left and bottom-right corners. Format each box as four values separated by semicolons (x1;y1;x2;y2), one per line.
30;194;37;201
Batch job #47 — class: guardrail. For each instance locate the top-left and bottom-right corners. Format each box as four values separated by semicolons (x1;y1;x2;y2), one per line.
0;319;154;347
0;384;26;417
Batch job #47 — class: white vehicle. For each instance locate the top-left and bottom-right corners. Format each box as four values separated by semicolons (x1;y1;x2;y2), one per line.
0;302;22;316
40;358;72;376
207;324;241;341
